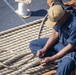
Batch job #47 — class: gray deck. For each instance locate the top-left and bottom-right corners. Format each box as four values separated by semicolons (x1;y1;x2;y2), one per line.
0;0;70;32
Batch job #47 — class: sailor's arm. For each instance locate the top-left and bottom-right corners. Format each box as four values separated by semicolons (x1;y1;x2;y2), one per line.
43;29;59;52
36;29;59;58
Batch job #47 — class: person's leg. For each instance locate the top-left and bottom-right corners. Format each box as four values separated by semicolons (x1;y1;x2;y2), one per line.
52;43;65;52
51;43;76;75
29;38;57;57
29;38;48;55
55;51;76;75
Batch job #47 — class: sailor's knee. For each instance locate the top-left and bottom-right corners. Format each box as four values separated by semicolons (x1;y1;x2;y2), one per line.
56;57;75;75
60;57;75;68
29;39;37;47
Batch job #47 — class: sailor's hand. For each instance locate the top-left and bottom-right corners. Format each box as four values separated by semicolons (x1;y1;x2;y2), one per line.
36;49;46;58
40;57;55;66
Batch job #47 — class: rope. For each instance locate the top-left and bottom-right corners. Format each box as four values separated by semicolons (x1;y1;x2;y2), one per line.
0;62;17;70
38;14;48;39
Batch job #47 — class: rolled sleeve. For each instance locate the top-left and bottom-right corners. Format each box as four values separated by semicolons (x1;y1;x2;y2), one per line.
53;25;60;32
67;27;76;46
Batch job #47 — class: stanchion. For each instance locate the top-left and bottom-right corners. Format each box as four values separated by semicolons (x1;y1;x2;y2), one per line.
15;0;31;18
